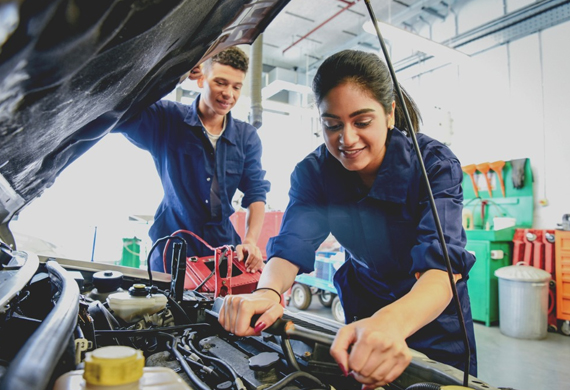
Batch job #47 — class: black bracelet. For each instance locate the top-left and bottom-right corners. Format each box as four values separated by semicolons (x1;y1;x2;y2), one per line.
252;287;282;303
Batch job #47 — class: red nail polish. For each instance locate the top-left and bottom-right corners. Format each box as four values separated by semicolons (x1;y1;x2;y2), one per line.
254;322;266;333
338;364;348;377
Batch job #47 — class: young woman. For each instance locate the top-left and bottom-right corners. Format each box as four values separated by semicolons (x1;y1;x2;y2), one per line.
218;49;477;388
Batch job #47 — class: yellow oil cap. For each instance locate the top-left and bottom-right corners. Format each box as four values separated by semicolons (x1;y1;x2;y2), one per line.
83;346;144;386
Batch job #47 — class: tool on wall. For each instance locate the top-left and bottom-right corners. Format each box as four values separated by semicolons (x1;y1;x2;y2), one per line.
462;164;479;198
510;158;527;188
476;162;493;198
480;200;488;229
490;160;506;197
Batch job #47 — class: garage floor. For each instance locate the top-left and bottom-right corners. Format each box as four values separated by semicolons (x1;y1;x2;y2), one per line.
474;323;570;390
289;300;570;390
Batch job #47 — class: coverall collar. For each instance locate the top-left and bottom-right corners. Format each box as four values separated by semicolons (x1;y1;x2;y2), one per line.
184;95;238;146
327;128;413;205
367;128;414;204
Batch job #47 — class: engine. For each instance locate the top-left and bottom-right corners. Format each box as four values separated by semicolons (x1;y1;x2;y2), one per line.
0;249;500;390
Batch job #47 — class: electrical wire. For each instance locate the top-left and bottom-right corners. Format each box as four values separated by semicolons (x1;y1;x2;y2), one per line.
179;351;219;378
94;323;210;336
155;288;192;324
262;370;328;390
159;332;212;390
162;229;216;273
405;383;441;390
363;0;471;386
184;332;239;382
193;268;216;292
146;235;188;285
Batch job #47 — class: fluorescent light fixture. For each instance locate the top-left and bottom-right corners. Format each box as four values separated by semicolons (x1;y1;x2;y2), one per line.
362;20;470;65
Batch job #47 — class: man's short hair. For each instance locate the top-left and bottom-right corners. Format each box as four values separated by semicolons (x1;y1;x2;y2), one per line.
203;47;249;74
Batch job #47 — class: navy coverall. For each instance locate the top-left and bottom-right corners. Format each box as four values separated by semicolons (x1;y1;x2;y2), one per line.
267;128;477;375
115;97;270;272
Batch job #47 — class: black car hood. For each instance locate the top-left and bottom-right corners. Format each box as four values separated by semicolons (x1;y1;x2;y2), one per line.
0;0;288;242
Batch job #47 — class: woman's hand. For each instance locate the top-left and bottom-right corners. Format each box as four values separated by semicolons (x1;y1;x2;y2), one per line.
236;243;264;273
330;269;456;387
220;258;297;336
218;290;284;336
330;315;412;388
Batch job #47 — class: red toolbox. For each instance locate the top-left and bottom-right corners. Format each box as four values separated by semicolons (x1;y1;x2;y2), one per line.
555;230;570;326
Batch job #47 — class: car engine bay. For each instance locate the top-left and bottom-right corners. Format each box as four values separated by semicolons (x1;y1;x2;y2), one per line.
0;244;500;390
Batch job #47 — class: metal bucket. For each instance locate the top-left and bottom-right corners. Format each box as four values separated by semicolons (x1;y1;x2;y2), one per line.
495;262;551;339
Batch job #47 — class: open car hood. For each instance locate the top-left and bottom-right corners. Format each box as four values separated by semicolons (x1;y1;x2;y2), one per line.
0;0;289;243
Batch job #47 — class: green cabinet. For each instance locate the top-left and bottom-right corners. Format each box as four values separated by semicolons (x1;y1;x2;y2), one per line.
466;232;513;326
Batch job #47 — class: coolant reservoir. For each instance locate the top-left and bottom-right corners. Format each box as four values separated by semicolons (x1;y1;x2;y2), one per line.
53;346;191;389
106;284;167;322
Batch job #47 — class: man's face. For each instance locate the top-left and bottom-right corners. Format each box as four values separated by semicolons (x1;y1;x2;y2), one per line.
197;62;245;117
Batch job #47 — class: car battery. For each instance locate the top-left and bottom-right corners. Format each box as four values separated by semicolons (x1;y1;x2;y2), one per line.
184;245;260;297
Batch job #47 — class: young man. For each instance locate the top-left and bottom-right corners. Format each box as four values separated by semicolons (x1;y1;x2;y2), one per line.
114;47;270;274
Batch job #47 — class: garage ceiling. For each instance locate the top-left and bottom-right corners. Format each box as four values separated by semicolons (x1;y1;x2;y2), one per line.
260;0;462;73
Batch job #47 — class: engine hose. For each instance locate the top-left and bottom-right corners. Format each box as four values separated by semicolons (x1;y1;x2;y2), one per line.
186;333;239;381
263;371;329;390
179;350;219;378
156;288;192;324
159;333;211;390
405;383;442;390
280;337;302;372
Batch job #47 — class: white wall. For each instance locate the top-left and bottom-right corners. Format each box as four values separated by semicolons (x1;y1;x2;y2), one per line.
406;2;570;229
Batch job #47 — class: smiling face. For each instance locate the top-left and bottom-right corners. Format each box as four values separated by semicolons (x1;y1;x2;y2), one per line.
319;81;395;187
197;62;245;121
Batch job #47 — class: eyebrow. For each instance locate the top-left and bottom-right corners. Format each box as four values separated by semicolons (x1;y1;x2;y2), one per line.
214;77;242;87
320;108;376;119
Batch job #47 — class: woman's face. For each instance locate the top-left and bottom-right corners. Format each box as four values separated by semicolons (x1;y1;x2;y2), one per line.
319;82;395;186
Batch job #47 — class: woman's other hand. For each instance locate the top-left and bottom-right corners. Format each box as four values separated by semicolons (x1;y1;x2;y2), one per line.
218;290;283;337
330;315;412;388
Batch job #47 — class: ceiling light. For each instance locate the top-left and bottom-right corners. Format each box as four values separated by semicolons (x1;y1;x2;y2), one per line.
362;20;470;65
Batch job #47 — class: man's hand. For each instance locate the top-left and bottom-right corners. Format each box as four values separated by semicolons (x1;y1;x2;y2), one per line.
236;243;264;273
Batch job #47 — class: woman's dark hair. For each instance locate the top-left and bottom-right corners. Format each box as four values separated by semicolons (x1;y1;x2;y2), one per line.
312;49;421;133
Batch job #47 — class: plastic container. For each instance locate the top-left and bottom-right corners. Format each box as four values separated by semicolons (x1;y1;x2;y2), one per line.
495;263;551;339
107;285;167;322
87;271;124;302
53;346;191;389
121;237;141;268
